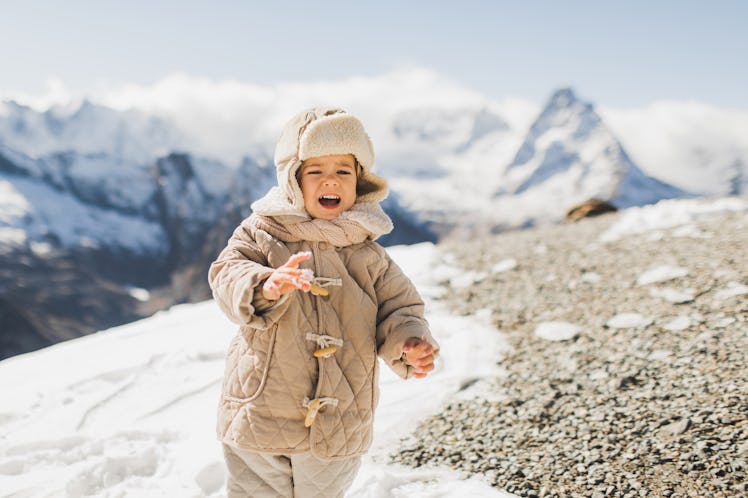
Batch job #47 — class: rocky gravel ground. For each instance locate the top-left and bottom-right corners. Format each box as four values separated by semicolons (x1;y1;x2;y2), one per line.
391;202;747;498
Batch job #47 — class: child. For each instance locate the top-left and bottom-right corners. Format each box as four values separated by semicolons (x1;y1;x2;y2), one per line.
209;107;439;497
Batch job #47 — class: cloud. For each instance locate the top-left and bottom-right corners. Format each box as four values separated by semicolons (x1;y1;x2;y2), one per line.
88;67;509;163
0;78;78;113
601;102;748;193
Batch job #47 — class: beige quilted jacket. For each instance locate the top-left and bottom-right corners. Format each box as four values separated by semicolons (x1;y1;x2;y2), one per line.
209;216;438;460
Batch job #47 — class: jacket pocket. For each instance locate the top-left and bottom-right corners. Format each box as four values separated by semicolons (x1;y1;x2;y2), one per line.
221;327;277;404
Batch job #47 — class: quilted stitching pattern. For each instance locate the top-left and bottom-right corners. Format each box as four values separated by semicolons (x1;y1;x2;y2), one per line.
211;228;434;459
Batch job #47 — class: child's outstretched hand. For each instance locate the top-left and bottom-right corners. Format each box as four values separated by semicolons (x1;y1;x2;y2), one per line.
262;251;314;301
402;337;436;379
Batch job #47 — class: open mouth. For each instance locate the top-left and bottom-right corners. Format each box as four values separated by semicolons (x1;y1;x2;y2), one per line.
319;194;341;207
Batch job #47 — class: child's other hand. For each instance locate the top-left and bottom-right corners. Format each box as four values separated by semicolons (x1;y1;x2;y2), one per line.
402;337;435;379
262;252;313;301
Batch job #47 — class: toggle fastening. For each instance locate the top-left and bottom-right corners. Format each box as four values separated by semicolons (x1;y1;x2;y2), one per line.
306;333;343;359
302;396;339;427
313;346;337;358
310;285;329;296
309;277;342;297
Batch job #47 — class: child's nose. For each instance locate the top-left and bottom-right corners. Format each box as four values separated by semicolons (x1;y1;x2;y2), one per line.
322;174;338;185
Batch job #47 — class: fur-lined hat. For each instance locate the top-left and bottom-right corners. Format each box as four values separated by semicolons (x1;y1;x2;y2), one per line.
252;107;388;218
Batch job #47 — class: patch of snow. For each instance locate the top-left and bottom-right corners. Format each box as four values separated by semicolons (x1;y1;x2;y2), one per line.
605;313;653;329
534;322;581;341
0;227;27;250
649;287;696;304
648;349;672;361
581;272;602;283
491;258;517;273
128;287;151;302
449;271;487;289
662;315;691;331
713;316;736;328
636;265;689;286
671;224;712;239
713;282;748;300
599;197;748;242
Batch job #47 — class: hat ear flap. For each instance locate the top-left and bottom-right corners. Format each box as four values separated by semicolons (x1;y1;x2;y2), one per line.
355;166;389;203
283;158;305;210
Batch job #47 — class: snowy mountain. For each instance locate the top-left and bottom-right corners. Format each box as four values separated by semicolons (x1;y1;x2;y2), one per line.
378;106;527;234
0;140;433;359
368;88;691;235
0;75;741;358
485;88;690;230
0;100;184;163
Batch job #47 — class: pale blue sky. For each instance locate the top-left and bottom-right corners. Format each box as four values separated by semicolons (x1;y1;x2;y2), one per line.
1;0;746;108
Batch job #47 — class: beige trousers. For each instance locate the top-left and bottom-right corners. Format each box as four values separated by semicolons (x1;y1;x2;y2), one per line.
223;444;362;498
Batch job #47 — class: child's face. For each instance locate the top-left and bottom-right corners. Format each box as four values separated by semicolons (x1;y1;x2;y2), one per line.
299;154;357;220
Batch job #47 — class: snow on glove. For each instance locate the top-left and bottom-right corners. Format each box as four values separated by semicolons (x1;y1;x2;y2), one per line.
262;251;314;301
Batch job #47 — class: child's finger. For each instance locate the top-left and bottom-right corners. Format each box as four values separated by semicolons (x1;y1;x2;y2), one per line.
401;338;418;351
273;268;308;279
262;280;281;300
409;353;435;367
415;342;434;354
403;339;433;354
272;267;312;281
283;251;312;269
415;362;435;374
291;277;312;291
412;368;432;379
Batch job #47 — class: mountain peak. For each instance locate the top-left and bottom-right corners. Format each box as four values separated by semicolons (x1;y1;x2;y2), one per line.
543;87;598;119
548;87;579;108
502;86;687;214
508;88;600;169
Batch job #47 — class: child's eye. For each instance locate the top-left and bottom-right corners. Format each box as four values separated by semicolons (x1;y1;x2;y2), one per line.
337;169;352;175
305;170;321;175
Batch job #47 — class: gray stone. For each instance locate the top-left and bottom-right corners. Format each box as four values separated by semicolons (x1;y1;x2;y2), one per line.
391;209;748;497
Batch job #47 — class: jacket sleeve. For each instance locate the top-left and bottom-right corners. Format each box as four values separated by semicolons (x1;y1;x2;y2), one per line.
374;250;440;379
208;221;292;330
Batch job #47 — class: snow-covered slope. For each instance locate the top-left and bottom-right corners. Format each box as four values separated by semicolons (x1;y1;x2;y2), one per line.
0;243;512;498
1;197;743;496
